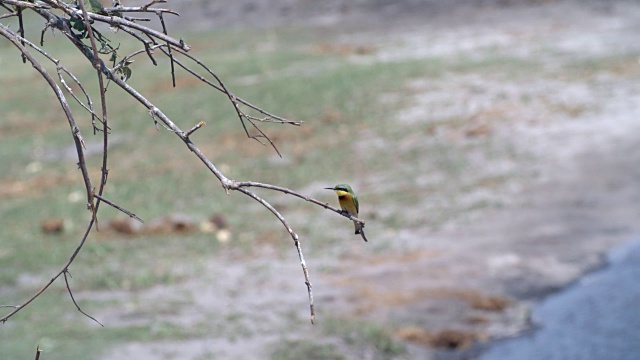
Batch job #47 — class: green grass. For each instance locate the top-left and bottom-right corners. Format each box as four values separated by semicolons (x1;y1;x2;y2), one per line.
271;339;346;360
323;317;407;359
3;287;201;360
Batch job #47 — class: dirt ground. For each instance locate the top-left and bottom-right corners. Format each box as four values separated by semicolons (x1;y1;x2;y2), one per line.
321;1;640;357
102;1;640;359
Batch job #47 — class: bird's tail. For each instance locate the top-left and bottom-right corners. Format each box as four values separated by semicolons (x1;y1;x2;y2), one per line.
354;221;368;242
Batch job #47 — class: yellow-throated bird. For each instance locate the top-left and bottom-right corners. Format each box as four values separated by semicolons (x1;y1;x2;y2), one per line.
325;184;368;242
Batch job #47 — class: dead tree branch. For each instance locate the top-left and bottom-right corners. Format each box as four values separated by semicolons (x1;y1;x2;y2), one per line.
0;0;362;326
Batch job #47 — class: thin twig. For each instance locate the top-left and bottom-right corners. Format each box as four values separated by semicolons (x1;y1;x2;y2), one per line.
2;0;49;10
17;5;25;62
166;47;301;126
184;121;206;138
0;23;95;223
0;218;95;324
158;12;175;87
231;181;366;227
236;187;315;324
62;4;190;51
77;0;109;230
0;12;17;21
0;23;97;325
115;26;159;66
57;65;101;129
157;46;300;156
64;270;104;326
103;0;176;15
103;6;178;16
93;193;144;223
2;24;102;127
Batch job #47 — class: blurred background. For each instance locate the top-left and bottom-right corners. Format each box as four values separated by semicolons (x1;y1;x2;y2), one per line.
2;0;640;359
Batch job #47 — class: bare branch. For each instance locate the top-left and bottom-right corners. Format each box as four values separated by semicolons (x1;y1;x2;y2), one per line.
64;270;103;326
231;181;366;227
27;1;155;47
57;65;101;128
0;219;95;324
77;0;109;229
93;193;143;223
0;12;17;21
158;12;176;87
184;121;206;138
159;46;303;126
235;187;315;324
65;4;190;51
103;6;178;17
111;27;160;66
157;46;298;156
0;23;99;324
101;0;178;17
0;23;96;219
0;0;365;326
17;4;25;62
0;23;102;128
2;0;49;10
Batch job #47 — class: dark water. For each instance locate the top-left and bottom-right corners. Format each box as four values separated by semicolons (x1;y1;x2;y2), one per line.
479;240;640;360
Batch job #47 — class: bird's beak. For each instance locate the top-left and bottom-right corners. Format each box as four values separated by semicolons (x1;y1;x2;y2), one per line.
324;187;334;190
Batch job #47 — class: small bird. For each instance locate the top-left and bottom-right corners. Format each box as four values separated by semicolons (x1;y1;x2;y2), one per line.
325;184;368;242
